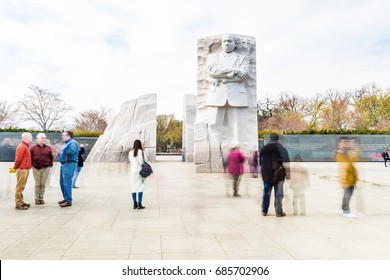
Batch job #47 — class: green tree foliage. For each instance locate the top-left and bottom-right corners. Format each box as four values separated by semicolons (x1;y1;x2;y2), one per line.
353;93;390;130
156;114;182;152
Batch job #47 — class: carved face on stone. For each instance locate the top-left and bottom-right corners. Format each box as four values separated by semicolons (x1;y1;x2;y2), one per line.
238;38;253;53
221;35;237;53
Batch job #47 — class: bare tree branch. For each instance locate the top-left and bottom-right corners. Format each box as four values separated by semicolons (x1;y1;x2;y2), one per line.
17;85;73;131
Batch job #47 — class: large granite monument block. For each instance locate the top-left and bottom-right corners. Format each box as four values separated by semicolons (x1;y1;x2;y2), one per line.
194;34;258;172
182;94;197;162
86;93;156;162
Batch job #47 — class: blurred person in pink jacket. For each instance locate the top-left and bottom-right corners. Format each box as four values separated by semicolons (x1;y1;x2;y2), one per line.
290;155;310;215
228;146;245;197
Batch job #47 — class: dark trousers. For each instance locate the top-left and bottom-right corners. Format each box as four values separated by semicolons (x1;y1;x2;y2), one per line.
385;159;388;167
262;181;284;215
232;174;241;194
342;186;355;213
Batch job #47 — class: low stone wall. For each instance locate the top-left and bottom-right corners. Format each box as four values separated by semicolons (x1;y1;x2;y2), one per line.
0;132;98;162
263;134;389;162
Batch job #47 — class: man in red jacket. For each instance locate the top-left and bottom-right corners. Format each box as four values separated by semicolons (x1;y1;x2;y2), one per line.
13;133;33;210
30;133;54;205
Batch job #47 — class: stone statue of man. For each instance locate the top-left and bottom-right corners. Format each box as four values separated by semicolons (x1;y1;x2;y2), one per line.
206;34;251;145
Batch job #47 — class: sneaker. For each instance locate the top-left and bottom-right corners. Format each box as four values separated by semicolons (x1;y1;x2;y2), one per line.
72;186;79;189
356;212;364;218
15;205;28;210
276;212;286;217
58;200;65;204
262;212;267;216
342;212;357;218
22;203;30;208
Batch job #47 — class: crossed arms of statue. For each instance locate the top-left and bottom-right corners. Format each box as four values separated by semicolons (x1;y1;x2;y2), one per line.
207;54;250;85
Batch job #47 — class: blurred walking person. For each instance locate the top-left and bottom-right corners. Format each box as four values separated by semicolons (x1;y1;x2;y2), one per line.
58;131;79;207
290;155;309;215
260;133;290;217
335;137;358;218
72;144;85;188
381;149;389;167
228;146;245;197
129;140;150;209
30;133;54;205
350;137;364;217
13;133;33;210
249;150;259;178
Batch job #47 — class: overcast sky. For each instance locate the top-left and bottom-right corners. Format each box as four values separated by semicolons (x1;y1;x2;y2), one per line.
1;0;389;123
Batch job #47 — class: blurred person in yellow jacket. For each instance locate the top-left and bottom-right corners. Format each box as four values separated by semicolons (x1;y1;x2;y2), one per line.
350;137;364;217
335;137;358;218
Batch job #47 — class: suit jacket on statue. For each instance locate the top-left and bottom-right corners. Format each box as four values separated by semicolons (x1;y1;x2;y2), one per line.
206;51;250;107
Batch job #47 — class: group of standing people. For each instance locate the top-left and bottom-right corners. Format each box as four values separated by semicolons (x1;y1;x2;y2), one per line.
12;131;84;210
226;133;359;218
224;134;293;216
224;134;295;217
11;132;361;217
11;133;150;211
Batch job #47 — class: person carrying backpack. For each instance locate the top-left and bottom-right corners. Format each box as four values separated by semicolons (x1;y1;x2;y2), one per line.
129;139;152;209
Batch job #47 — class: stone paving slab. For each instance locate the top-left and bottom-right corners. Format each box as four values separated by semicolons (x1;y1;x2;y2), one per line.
1;160;390;260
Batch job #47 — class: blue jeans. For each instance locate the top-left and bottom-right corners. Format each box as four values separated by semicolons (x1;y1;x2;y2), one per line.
72;166;82;187
60;163;77;203
342;186;355;213
262;181;284;215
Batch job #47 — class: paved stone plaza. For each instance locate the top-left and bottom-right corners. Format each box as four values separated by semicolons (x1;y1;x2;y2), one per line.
1;159;390;260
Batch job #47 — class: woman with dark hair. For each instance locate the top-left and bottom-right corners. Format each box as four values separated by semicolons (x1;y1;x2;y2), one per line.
128;139;149;209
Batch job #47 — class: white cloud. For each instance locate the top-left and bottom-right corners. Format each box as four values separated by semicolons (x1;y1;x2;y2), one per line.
0;0;389;126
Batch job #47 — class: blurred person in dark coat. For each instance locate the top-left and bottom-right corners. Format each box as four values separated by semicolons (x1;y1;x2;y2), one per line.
72;145;85;188
260;133;290;217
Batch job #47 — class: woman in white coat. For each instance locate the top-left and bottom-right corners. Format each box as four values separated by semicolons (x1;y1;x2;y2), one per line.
129;139;148;209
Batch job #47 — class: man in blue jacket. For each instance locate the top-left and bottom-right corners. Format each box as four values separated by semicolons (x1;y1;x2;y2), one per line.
58;131;79;207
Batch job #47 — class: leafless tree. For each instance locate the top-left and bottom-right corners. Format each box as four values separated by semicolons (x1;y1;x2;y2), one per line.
0;100;19;128
18;85;73;131
257;95;276;120
321;89;352;130
74;108;112;132
305;93;326;130
277;91;306;114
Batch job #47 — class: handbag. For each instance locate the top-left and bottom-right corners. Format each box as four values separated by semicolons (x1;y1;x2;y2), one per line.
274;165;286;182
272;154;286;182
139;150;153;178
